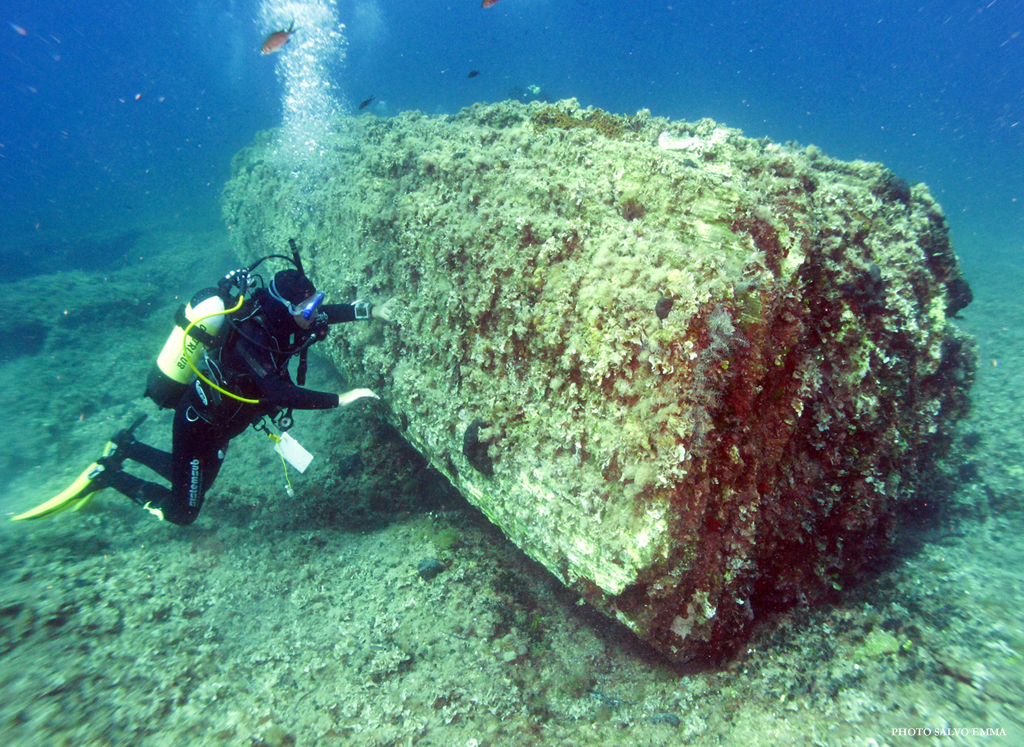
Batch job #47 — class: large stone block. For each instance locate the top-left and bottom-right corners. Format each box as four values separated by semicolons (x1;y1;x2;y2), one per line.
222;100;974;663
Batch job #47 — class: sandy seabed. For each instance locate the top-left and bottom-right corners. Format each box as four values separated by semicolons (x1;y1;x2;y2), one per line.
0;228;1021;747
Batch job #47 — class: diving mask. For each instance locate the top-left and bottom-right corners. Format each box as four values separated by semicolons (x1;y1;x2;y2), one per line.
295;292;326;320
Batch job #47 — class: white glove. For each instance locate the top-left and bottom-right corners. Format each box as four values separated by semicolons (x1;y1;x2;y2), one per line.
338;388;379;407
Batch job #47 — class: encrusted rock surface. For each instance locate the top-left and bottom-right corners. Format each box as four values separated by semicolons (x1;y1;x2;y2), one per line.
222;99;975;663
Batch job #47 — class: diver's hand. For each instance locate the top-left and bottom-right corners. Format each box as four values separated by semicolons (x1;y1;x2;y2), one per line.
338;388;379;407
372;297;398;323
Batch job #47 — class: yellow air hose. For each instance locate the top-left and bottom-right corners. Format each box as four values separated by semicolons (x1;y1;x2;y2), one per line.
182;293;261;404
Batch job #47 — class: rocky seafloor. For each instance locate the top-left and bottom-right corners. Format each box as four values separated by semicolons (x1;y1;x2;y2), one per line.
0;224;1021;746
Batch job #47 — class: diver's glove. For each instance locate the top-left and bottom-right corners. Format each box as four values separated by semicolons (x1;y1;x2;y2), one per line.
338;389;378;407
372;297;398;323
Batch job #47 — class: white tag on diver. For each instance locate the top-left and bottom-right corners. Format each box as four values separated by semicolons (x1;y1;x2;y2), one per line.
275;432;314;473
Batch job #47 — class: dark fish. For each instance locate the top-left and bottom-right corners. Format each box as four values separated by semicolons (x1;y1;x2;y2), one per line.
358;96;374;111
482;0;501;8
468;70;480;78
261;20;296;55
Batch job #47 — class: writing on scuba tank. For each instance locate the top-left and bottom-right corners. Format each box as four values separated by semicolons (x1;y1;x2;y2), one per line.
179;335;200;370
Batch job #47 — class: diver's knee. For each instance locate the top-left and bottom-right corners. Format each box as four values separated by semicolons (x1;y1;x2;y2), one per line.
164;508;200;526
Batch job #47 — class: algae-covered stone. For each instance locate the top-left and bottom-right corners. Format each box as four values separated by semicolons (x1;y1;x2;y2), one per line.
222;99;975;663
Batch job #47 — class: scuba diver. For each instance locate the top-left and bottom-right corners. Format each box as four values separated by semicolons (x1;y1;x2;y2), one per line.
12;241;392;526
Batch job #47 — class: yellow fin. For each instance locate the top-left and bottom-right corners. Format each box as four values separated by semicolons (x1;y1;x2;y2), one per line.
10;463;102;521
71;489;102;512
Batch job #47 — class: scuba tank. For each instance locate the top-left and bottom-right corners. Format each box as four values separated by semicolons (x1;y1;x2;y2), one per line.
145;287;229;409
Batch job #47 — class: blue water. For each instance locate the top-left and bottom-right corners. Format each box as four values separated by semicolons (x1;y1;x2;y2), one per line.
1;0;1021;255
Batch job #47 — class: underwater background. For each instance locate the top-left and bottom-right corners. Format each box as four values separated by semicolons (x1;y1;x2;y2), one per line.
1;1;1022;745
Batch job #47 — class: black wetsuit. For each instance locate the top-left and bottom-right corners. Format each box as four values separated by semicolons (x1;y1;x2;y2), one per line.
105;291;366;525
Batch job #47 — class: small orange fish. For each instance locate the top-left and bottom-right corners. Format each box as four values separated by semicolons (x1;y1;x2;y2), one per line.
481;0;501;8
261;20;296;55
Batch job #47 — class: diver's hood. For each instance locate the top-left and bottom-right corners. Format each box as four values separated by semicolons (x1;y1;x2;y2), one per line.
269;269;316;308
254;288;306;336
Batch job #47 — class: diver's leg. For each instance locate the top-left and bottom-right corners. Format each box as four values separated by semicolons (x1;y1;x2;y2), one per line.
103;470;173;517
160;405;227;525
100;407;224;525
116;441;173;482
101;414;173;481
